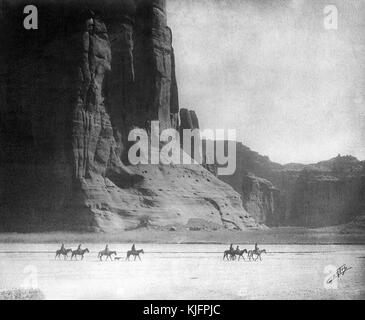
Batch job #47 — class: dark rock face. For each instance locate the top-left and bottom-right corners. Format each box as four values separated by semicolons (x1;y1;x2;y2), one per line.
287;169;365;227
179;108;201;162
0;0;257;231
180;109;199;131
241;174;281;226
179;109;216;175
219;142;365;228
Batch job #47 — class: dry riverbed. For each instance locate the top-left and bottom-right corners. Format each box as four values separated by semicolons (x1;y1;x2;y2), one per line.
0;243;364;300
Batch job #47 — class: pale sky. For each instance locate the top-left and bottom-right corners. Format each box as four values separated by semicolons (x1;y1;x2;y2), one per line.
167;0;365;164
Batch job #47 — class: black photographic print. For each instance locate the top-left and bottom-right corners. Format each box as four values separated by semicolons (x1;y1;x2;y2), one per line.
0;0;364;304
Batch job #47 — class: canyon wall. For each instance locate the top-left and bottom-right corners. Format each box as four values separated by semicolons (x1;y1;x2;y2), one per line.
241;174;281;226
0;0;258;232
219;141;365;228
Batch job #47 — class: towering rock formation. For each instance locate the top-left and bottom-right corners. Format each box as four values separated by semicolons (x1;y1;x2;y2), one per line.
0;0;258;231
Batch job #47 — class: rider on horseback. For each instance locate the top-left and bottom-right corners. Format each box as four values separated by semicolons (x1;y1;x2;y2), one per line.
60;243;65;252
229;243;234;252
255;243;259;253
105;244;109;253
131;243;136;252
77;244;82;251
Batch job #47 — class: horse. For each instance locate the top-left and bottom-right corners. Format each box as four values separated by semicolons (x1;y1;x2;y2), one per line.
98;250;117;261
223;249;238;261
126;249;144;261
237;249;248;261
55;248;72;260
248;249;267;261
223;249;231;260
71;248;89;260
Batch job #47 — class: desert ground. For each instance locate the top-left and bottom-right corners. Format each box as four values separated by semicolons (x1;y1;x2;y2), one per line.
0;239;364;299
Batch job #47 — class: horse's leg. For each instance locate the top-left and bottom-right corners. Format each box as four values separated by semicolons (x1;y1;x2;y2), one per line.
138;254;141;261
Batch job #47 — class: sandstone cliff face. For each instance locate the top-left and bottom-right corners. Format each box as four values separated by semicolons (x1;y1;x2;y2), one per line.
241;174;281;226
219;142;365;228
0;0;257;231
287;167;365;227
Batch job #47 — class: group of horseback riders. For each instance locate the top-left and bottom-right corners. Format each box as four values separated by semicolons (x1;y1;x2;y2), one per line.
56;243;142;261
56;242;265;261
229;243;259;254
224;243;266;261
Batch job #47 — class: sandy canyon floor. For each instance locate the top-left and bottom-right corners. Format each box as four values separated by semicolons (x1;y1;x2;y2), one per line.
0;242;364;300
